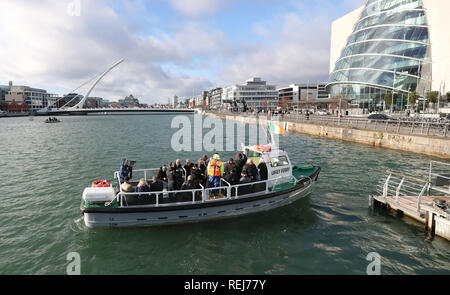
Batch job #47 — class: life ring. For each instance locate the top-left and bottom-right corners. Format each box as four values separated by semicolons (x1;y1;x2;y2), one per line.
254;144;272;153
92;180;111;188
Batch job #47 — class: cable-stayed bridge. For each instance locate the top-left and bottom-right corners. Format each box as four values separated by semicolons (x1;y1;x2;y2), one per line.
37;59;195;116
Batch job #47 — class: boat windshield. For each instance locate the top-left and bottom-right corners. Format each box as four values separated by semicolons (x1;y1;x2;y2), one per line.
270;156;289;167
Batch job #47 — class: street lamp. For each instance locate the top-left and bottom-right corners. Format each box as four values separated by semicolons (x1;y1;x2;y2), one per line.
437;81;444;115
390;66;396;115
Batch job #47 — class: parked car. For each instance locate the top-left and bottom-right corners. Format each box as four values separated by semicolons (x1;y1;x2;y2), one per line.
367;114;394;121
316;110;331;116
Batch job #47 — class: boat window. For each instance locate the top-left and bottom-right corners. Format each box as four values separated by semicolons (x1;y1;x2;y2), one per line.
270;156;289;167
248;150;262;158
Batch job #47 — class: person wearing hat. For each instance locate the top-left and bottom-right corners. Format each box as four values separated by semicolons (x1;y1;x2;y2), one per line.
119;158;134;183
207;153;224;188
120;178;134;193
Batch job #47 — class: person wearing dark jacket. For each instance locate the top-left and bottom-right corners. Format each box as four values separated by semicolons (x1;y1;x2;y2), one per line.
157;166;167;181
167;162;183;191
242;159;258;182
235;152;248;177
150;176;164;192
181;175;199;190
119;158;134;183
184;159;194;177
258;162;268;181
224;158;238;185
190;164;203;187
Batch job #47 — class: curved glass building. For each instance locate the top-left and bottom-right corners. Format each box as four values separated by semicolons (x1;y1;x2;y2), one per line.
326;0;449;113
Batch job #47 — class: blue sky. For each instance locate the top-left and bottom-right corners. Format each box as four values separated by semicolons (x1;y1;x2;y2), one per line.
0;0;365;104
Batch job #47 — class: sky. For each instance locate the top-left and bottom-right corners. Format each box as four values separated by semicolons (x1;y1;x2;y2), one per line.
0;0;365;104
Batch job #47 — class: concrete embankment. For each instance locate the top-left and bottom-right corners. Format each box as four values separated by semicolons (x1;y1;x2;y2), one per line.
205;112;450;159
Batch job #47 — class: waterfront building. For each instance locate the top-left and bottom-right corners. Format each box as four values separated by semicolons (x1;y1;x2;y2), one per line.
171;95;178;107
118;94;141;108
222;77;278;110
0;82;12;111
194;91;209;108
210;88;223;110
327;0;450;114
5;84;57;111
278;83;328;104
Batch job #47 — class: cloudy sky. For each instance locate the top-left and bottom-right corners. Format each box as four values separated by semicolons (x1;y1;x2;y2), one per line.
0;0;364;104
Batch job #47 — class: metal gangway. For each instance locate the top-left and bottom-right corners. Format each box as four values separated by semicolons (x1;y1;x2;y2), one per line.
371;161;450;222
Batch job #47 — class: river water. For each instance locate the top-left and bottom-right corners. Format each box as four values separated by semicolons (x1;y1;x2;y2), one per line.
0;114;449;275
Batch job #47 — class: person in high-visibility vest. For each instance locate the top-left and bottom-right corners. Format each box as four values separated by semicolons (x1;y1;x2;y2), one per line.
207;154;224;188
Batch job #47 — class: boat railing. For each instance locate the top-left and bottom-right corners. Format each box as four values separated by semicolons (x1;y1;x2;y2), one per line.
117;167;188;183
114;174;305;208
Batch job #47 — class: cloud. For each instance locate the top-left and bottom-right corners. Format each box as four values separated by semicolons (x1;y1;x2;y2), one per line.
0;0;224;103
0;0;365;103
169;0;223;16
218;12;332;88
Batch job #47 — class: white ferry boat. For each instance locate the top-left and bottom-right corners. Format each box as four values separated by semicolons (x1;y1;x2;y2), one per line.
80;134;321;228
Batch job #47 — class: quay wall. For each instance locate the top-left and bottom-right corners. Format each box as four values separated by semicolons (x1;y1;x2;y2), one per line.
205;112;450;159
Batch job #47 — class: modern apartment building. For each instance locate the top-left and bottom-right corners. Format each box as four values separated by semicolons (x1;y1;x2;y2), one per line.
209;88;223;110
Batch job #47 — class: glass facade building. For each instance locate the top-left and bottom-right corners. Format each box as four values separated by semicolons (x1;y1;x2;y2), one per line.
326;0;433;112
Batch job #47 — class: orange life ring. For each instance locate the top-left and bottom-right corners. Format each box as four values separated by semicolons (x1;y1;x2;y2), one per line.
254;144;272;153
92;180;111;188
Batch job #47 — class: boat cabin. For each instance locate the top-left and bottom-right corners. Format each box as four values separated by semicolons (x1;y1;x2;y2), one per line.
243;144;292;181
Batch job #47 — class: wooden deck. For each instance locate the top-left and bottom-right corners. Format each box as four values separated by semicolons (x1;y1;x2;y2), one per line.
371;194;450;223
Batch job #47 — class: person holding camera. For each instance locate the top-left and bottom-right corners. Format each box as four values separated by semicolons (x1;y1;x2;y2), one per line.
119;158;135;183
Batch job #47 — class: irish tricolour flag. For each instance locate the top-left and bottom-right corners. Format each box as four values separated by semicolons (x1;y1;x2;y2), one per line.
269;122;286;135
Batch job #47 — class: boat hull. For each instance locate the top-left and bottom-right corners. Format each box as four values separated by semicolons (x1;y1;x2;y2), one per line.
82;177;316;228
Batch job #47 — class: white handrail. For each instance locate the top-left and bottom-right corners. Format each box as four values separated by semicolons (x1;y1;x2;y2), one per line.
114;173;310;208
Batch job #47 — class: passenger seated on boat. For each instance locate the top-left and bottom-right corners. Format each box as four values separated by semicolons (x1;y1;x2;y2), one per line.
120;178;134;193
150;176;164;192
136;178;151;193
242;159;258;182
119;158;134;183
239;173;251;184
181;175;199;190
238;173;253;195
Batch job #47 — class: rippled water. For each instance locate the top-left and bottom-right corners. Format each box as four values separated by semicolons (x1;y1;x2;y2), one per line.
0;114;449;275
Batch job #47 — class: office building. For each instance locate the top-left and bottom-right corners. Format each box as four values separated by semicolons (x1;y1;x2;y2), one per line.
326;0;450;113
